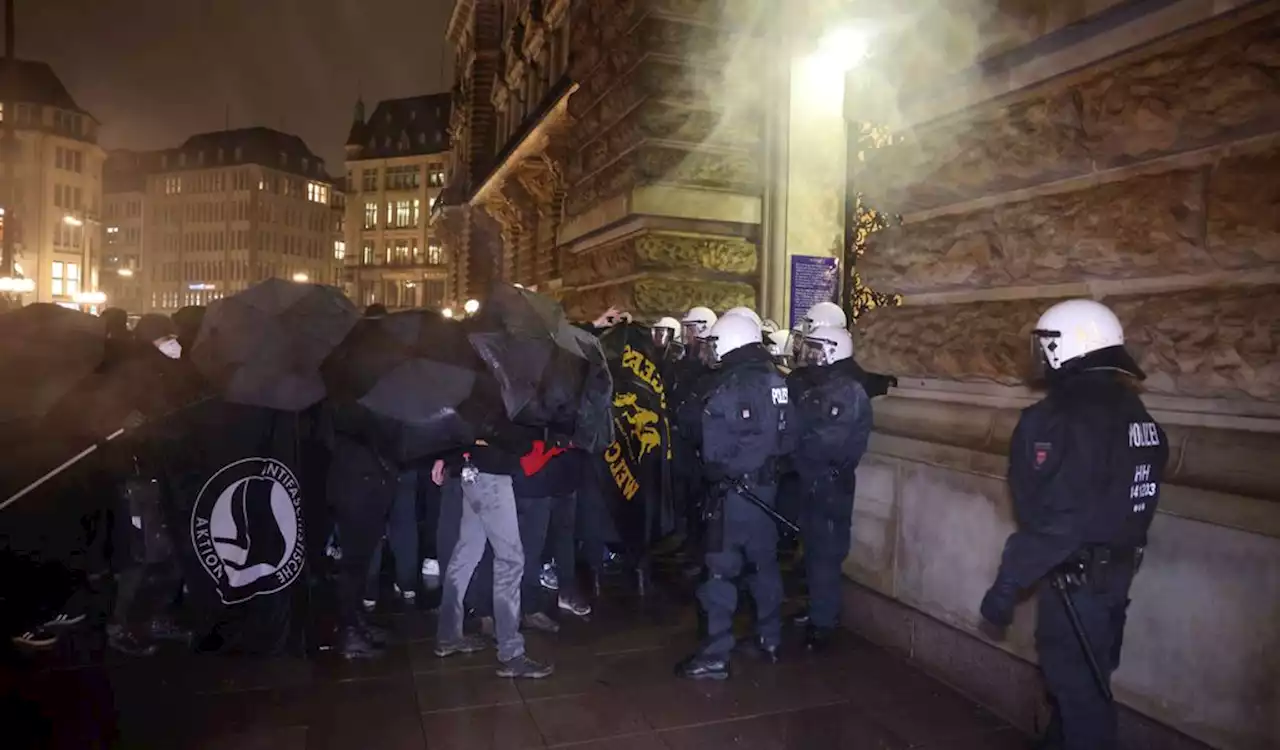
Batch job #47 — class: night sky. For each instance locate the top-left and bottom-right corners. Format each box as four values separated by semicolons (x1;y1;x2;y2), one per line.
11;0;455;169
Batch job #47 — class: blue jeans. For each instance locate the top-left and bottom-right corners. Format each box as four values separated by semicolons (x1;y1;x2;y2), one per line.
366;470;419;598
436;474;525;661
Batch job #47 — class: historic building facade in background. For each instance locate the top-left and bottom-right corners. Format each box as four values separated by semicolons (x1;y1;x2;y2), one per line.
101;149;148;313
103;127;339;314
0;59;107;309
439;0;768;320
342;93;452;311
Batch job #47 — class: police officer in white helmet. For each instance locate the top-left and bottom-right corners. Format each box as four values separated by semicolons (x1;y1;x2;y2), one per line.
980;299;1168;750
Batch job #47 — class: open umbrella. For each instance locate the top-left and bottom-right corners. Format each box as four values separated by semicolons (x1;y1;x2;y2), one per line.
321;310;500;463
0;303;106;427
191;279;358;411
466;284;613;451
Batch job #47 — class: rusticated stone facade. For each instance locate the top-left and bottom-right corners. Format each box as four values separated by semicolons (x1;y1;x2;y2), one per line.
862;18;1280;215
850;6;1280;750
858;284;1280;401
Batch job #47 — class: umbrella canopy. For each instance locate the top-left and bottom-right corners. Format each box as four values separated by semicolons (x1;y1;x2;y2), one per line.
0;303;106;427
191;279;358;411
466;284;613;452
322;310;499;463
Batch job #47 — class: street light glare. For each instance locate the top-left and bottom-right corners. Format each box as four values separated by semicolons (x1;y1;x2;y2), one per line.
117;268;134;277
463;299;480;314
63;215;84;227
814;25;873;73
441;307;454;318
291;272;309;283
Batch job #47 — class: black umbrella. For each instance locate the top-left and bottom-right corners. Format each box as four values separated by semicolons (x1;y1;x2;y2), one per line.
0;303;106;427
321;310;499;463
191;279;359;411
466;284;613;451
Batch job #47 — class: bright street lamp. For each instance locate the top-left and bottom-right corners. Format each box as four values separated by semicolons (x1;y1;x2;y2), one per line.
74;291;107;305
0;276;34;293
117;268;134;277
441;307;454;319
463;299;480;314
291;272;309;283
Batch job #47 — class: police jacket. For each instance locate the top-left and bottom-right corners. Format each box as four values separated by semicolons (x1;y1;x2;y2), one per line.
786;358;872;482
695;344;794;482
993;371;1168;590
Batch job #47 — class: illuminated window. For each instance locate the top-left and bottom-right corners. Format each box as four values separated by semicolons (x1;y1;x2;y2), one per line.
362;169;378;192
307;181;329;204
393;200;413;228
410;199;420;226
389;239;412;264
334;240;346;260
427;243;443;265
362;240;375;265
428;168;446;187
51;261;80;298
385;165;420;191
363;202;378;229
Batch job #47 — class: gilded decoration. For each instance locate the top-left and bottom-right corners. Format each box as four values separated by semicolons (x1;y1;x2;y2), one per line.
863;19;1280;212
857;285;1280;401
562;233;758;286
561;278;757;320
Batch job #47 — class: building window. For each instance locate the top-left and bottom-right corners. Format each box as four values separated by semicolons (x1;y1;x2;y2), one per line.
51;261;80;298
385;165;420;191
389;239;412;265
361;240;375;265
164;177;181;195
363;202;378;229
334;240;346;260
307;181;329;204
427;243;443;265
393;200;414;228
428;168;446;187
362;169;379;192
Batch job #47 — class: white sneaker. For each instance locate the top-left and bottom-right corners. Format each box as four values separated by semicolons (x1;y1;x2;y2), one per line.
394;584;416;602
44;612;86;629
421;558;440;577
361;598;376;612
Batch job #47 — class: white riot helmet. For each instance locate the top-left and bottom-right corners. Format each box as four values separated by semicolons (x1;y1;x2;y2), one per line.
801;301;847;336
1033;299;1143;379
707;313;762;364
681;306;717;341
723;306;762;330
800;325;854;366
651;315;682;350
767;329;792;357
761;318;779;335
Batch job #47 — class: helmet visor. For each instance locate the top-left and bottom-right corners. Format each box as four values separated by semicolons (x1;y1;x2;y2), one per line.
798;338;829;367
650;325;674;350
1027;328;1060;385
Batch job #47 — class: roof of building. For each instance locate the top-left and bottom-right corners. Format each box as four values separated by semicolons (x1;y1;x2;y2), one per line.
346;93;451;160
0;58;91;115
169;126;331;180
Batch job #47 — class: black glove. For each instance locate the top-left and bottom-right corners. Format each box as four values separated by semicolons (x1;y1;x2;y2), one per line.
980;580;1019;628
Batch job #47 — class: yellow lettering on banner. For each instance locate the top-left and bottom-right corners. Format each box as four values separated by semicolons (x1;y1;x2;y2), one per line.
604;440;640;501
620;345;667;409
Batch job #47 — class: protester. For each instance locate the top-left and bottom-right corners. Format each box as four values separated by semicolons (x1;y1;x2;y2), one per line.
432;432;554;679
364;468;420;610
512;439;590;632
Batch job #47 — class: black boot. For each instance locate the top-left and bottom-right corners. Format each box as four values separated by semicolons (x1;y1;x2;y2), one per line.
675;653;729;681
358;615;389;647
340;625;381;660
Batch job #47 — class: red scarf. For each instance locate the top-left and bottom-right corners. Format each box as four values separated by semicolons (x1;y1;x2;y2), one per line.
520;439;567;476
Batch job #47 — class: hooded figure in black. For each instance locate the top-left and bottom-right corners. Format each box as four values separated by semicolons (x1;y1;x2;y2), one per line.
676;313;793;681
980;299;1168;750
786;325;871;651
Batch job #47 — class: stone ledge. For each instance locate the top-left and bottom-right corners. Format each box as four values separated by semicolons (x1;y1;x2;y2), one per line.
841;581;1215;750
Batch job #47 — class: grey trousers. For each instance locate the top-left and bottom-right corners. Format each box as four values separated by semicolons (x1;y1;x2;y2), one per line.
436;473;525;661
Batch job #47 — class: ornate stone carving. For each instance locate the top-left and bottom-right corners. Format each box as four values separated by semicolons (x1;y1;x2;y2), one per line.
562;232;758;286
1206;148;1280;267
634;234;757;274
857;285;1280;402
864;19;1280;212
862;169;1209;294
560;277;757;320
638;144;761;190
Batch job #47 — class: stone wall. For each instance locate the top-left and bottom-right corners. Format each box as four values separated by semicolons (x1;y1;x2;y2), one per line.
844;6;1280;749
556;0;766;317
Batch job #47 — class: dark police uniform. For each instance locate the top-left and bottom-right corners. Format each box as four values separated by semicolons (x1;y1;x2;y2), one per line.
982;371;1168;750
684;344;793;670
668;353;713;548
787;358;872;640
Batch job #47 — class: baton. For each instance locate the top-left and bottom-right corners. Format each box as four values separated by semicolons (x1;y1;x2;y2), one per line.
728;479;801;536
1050;572;1114;702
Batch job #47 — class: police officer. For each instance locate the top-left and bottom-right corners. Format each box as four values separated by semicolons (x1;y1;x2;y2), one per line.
668;307;718;561
676;314;793;680
980;299;1168;750
788;325;872;651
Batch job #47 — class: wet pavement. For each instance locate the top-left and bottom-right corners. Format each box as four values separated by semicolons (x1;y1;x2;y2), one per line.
3;576;1029;749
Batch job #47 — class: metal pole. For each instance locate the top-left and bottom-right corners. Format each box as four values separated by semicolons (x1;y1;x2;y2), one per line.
1050;572;1115;702
2;0;18;277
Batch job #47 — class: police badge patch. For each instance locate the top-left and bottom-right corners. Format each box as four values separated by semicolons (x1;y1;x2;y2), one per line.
1033;442;1052;469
